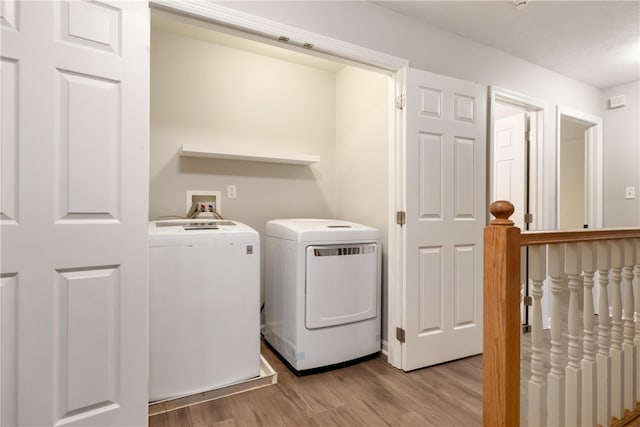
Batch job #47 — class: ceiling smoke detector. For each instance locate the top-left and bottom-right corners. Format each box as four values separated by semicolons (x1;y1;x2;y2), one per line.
513;0;528;9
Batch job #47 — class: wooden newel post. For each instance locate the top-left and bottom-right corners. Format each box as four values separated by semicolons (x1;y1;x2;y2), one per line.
483;200;522;426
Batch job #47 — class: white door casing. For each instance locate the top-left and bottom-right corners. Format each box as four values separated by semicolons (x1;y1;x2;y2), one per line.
1;1;149;425
387;67;406;368
488;86;546;231
493;113;526;229
488;87;548;328
402;68;486;370
493;113;528;324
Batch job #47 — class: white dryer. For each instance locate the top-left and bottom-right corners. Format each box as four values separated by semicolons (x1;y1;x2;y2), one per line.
264;219;381;374
148;220;260;402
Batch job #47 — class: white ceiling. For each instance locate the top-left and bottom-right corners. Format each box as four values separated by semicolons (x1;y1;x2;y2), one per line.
373;0;640;90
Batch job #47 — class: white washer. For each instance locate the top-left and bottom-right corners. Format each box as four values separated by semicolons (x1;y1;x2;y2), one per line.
264;219;381;373
148;220;260;402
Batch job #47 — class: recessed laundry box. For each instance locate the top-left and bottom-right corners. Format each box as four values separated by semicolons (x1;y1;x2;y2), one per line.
264;219;381;374
148;220;260;402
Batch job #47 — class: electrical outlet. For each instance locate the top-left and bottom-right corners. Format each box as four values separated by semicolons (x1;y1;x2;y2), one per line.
625;186;636;200
227;185;237;199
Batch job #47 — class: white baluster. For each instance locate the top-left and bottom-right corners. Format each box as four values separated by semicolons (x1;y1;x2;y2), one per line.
547;244;566;426
622;239;636;411
634;239;640;403
581;242;597;426
610;241;624;419
528;244;547;427
565;243;582;426
596;240;611;427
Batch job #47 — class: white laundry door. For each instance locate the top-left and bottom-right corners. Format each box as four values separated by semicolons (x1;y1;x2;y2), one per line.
493;113;526;229
402;68;486;370
0;1;149;426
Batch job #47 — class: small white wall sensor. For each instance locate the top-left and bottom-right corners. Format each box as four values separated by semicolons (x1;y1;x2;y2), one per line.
608;95;626;109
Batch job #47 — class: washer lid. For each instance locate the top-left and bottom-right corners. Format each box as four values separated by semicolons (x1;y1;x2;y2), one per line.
148;219;259;247
266;219;379;242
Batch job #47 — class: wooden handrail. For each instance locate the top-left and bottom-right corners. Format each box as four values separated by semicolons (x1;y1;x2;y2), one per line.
522;228;640;246
482;200;640;426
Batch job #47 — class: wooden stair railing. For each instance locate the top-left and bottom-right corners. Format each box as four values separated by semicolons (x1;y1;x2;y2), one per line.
483;200;640;426
483;200;521;426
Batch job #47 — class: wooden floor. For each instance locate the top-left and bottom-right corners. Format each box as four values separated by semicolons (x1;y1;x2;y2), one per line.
149;341;483;426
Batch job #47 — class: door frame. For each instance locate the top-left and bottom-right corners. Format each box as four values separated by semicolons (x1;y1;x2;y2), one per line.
489;87;547;329
149;0;409;368
556;105;603;229
489;86;547;230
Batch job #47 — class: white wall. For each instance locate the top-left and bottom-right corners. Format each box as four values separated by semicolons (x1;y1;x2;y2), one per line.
214;1;605;228
603;80;640;227
335;66;389;338
150;28;338;229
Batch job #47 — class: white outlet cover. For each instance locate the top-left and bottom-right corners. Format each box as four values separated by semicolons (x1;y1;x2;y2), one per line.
625;186;636;200
227;185;237;199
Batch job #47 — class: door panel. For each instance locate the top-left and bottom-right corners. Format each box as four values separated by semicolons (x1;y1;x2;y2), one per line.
0;274;18;427
0;1;149;425
493;113;525;229
0;57;18;223
417;246;442;334
453;245;476;328
54;266;121;420
454;137;476;217
57;70;121;221
418;132;442;219
403;68;486;370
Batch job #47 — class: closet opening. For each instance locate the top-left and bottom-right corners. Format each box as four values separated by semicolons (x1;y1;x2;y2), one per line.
149;8;396;348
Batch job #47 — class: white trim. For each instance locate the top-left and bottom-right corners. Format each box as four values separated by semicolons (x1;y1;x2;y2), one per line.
381;340;389;357
555;106;604;229
150;1;407;72
488;86;547;230
150;0;409;367
386;67;407;369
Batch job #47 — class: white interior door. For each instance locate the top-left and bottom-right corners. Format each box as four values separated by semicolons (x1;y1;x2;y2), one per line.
402;68;486;370
1;1;149;425
493;113;526;229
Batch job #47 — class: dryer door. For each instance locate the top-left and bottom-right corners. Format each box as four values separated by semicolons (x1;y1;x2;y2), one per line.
305;243;379;329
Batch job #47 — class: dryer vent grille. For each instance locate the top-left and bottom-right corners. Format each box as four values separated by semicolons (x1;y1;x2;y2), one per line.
313;246;375;257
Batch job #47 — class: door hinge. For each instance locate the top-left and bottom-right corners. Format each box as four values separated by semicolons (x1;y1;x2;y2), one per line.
396;211;406;226
524;213;533;224
395;94;406;110
526;131;535;142
396;327;406;343
523;295;532;306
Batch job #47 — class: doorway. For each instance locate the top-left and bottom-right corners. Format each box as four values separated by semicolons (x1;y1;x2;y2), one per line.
492;101;529;230
149;7;403;362
489;87;546;329
558;117;590;229
489;87;545;231
556;106;604;230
